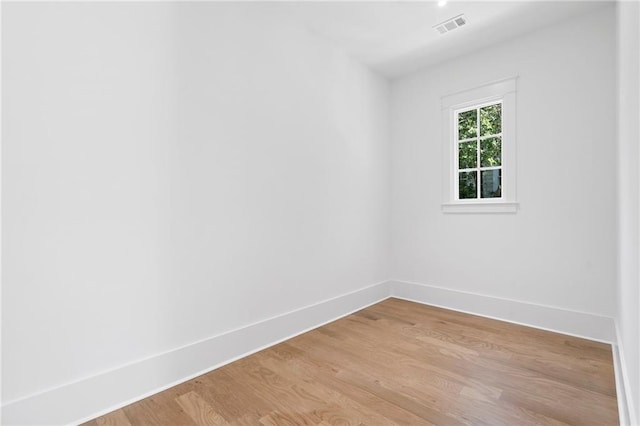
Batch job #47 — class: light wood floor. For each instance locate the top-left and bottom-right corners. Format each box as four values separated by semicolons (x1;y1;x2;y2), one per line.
83;298;619;425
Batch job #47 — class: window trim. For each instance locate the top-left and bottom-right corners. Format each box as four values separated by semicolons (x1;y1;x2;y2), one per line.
441;76;518;214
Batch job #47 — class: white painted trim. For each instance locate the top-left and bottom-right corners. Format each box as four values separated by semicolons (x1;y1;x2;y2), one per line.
441;76;517;110
2;279;623;426
441;76;518;211
0;1;4;423
1;282;391;426
390;280;617;344
614;322;637;426
442;201;519;214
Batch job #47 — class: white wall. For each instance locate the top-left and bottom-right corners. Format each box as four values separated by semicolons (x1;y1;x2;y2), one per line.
390;7;617;316
3;1;632;424
2;0;389;412
617;1;640;423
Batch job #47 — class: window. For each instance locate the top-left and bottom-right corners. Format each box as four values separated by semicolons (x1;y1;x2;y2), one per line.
441;77;518;213
456;102;502;200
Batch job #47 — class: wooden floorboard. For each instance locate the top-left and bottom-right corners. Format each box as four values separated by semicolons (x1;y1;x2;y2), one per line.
82;298;619;425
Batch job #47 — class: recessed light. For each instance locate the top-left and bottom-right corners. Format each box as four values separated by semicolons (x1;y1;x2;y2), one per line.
438;0;448;7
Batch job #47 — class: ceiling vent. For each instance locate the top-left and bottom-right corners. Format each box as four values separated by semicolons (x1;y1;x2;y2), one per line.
434;14;467;34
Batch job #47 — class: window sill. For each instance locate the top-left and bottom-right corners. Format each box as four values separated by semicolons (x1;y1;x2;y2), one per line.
442;201;519;214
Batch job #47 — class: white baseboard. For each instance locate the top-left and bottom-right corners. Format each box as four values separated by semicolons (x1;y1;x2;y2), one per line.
390;280;617;344
2;279;622;426
614;323;637;426
1;281;391;426
391;280;628;424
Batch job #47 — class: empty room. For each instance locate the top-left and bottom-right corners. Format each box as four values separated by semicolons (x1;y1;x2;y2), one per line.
2;0;639;425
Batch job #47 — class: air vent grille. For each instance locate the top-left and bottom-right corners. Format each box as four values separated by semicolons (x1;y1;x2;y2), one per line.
434;14;467;34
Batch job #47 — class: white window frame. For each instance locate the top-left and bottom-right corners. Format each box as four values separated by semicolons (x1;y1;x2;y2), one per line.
441;76;518;213
454;100;503;201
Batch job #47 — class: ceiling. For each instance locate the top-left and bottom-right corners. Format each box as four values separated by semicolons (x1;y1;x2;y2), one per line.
285;1;613;78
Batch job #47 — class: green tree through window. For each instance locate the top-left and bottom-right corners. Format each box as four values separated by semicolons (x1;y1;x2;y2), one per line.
456;102;502;200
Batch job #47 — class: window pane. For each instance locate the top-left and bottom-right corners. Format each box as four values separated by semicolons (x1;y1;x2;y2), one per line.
480;137;501;167
459;171;477;199
481;169;501;198
458;141;477;169
480;103;501;136
458;109;477;139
